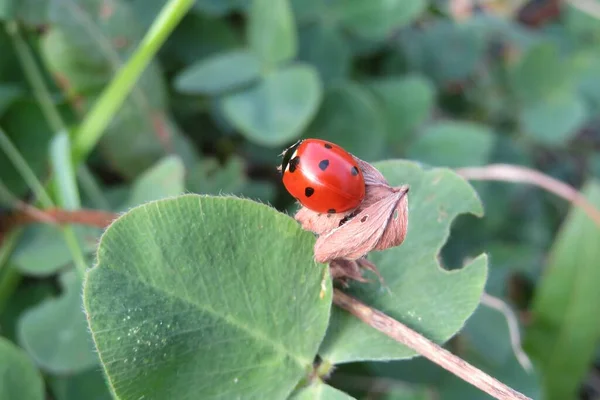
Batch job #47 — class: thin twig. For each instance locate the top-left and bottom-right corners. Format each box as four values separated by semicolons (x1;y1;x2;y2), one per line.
1;208;117;230
456;164;600;227
332;289;532;400
480;293;533;372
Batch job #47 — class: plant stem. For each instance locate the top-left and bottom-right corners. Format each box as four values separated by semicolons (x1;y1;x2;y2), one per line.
6;20;111;210
77;166;111;210
0;128;54;209
456;164;600;227
0;230;23;313
332;289;531;400
73;0;194;163
5;21;64;133
50;133;88;277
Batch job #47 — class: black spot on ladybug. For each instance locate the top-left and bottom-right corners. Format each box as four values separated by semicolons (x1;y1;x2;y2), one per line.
305;187;314;197
319;159;329;171
324;143;332;149
328;208;336;214
361;216;368;223
289;156;300;173
350;166;359;176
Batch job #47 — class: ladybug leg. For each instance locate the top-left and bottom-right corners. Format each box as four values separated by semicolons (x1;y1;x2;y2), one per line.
357;257;389;291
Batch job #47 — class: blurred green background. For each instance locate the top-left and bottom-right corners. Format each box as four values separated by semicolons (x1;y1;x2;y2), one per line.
1;0;600;399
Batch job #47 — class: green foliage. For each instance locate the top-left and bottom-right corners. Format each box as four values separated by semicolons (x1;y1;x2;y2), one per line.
222;64;322;146
248;0;296;66
407;122;495;168
290;382;355;399
366;75;435;147
84;196;332;399
2;0;600;398
308;83;385;160
174;49;261;95
17;270;98;374
319;161;487;363
40;0;197;178
525;180;600;400
0;336;44;400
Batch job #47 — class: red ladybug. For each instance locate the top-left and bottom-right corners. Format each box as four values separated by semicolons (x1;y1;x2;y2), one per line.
281;139;366;214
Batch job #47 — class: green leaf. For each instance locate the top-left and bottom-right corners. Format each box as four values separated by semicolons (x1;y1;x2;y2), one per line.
290;0;324;22
41;0;197;178
298;24;350;86
397;21;485;84
0;100;52;197
291;382;355;399
407;122;495;168
174;49;261;95
433;304;541;400
83;195;332;400
307;83;386;161
222;64;322;146
366;302;541;399
366;75;435;149
0;0;49;25
319;160;488;363
330;0;426;40
520;92;588;145
48;367;113;400
18;270;98;374
510;42;571;104
12;225;99;277
194;0;248;16
248;0;297;66
572;52;600;113
378;387;431;400
121;155;185;209
524;180;600;400
0;84;22;117
186;156;246;194
564;4;600;46
160;12;240;71
0;337;45;400
0;280;54;342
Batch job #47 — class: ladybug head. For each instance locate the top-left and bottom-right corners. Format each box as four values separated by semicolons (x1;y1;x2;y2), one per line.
279;139;303;174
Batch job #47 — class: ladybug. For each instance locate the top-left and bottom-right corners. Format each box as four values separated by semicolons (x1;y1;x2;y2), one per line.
281;139;366;214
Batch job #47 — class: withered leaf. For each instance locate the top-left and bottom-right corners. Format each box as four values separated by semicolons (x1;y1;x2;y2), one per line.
295;207;348;235
313;185;409;263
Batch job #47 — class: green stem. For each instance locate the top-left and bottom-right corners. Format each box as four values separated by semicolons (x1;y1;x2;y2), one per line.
60;226;88;278
5;21;64;133
73;0;194;163
77;166;111;210
0;230;23;313
0;128;54;209
6;21;111;210
50;133;88;277
0;128;89;278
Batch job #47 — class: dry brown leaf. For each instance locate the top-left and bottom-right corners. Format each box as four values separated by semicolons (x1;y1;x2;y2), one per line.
313;185;409;263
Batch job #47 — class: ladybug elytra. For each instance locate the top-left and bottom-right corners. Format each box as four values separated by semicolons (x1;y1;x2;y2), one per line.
281;139;366;214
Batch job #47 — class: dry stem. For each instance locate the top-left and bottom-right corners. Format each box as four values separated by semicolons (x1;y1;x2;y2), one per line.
456;163;600;227
332;289;532;400
1;208;117;230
